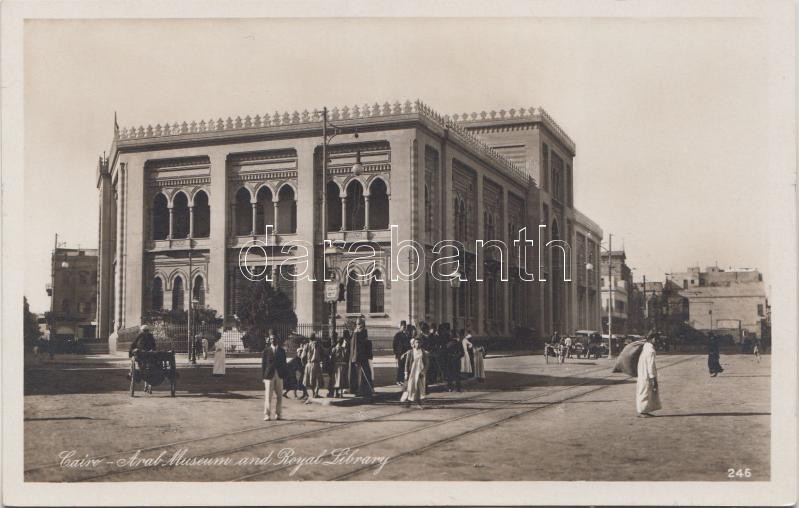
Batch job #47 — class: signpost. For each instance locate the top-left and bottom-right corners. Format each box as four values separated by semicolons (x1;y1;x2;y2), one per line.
325;280;339;337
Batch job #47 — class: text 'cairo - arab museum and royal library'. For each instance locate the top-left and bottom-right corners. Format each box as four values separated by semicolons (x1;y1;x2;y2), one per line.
96;100;604;350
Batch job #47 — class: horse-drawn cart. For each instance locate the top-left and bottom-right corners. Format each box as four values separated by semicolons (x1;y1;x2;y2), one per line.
129;350;177;397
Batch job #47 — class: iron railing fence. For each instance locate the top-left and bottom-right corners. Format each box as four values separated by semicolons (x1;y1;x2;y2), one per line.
143;318;342;355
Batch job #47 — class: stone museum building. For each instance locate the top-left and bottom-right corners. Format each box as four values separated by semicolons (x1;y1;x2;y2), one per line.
96;100;603;349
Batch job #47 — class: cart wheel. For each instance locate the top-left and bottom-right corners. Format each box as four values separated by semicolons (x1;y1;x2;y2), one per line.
170;379;176;397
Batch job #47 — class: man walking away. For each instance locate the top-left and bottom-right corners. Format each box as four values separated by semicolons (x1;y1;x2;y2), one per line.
636;334;661;417
707;333;724;376
262;333;288;421
393;321;410;386
445;331;464;392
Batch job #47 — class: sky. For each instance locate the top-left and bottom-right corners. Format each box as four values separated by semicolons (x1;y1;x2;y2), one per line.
24;17;772;313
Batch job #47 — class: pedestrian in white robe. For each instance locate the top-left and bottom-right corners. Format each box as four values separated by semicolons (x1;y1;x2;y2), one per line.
212;337;226;376
402;338;429;407
636;337;661;417
460;331;474;375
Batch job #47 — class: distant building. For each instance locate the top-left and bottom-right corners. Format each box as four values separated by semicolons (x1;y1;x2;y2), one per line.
671;266;768;341
599;250;633;335
47;245;98;339
629;280;665;333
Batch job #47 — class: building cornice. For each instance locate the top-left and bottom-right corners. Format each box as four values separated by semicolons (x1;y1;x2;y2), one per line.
113;100;536;189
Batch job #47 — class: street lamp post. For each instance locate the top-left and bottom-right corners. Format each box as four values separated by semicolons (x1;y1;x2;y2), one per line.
588;232;613;360
320;108;359;338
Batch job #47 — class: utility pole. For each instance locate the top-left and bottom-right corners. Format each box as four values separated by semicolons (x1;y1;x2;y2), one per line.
642;274;647;332
607;234;613;359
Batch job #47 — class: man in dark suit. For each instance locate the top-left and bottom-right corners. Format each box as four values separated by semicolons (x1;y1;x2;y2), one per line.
262;331;288;421
129;325;158;393
128;325;157;357
392;321;410;385
354;318;373;397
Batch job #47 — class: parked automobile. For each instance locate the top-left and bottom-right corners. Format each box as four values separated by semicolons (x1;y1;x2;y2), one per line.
568;330;600;358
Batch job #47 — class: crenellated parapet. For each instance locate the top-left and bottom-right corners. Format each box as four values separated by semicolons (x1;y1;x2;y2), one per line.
117;99;535;188
451;107;576;155
117;100;420;141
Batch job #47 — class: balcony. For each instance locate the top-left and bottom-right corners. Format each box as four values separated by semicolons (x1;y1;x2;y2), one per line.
228;233;298;249
147;238;211;251
327;229;391;243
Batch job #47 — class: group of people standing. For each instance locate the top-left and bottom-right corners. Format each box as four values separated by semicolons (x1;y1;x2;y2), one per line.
262;317;375;418
392;320;486;408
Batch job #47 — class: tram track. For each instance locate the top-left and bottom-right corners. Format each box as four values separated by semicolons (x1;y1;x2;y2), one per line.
328;355;697;481
237;355;696;481
26;358;653;482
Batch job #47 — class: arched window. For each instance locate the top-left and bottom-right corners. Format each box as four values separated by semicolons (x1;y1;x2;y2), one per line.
346;180;365;231
346;272;361;314
152;277;163;311
424;184;432;234
152;193;169;240
172;192;190;239
326;181;342;231
459;200;467;242
193;190;210;238
369;270;385;313
453;197;461;240
276;185;297;234
235;187;252;236
192;275;205;307
172;276;185;312
255;187;273;235
368;178;389;230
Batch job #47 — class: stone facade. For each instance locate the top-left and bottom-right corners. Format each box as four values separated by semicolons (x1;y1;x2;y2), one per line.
97;100;603;350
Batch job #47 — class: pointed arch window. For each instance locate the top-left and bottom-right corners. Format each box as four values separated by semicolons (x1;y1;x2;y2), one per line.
172;192;190;239
368;178;389;230
326;181;342;231
172;276;185;312
369;270;385;313
346;181;365;231
277;185;297;234
346;272;361;314
192;275;205;307
234;187;252;236
152;194;169;240
255;187;273;235
152;277;164;311
193;190;210;238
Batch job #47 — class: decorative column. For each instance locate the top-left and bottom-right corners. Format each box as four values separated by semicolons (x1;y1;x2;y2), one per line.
273;200;280;234
188;206;194;238
340;197;347;231
167;207;174;239
250;202;257;236
363;195;370;230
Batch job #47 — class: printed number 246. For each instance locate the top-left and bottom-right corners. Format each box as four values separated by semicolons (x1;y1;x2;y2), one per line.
727;468;752;479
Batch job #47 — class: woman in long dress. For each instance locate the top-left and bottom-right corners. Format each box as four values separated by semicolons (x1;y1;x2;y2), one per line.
636;336;661;417
302;334;323;400
460;329;474;377
473;345;486;381
332;336;349;397
402;338;429;408
212;337;226;376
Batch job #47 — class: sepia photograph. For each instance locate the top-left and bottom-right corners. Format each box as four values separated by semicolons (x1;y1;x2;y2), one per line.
2;1;796;506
